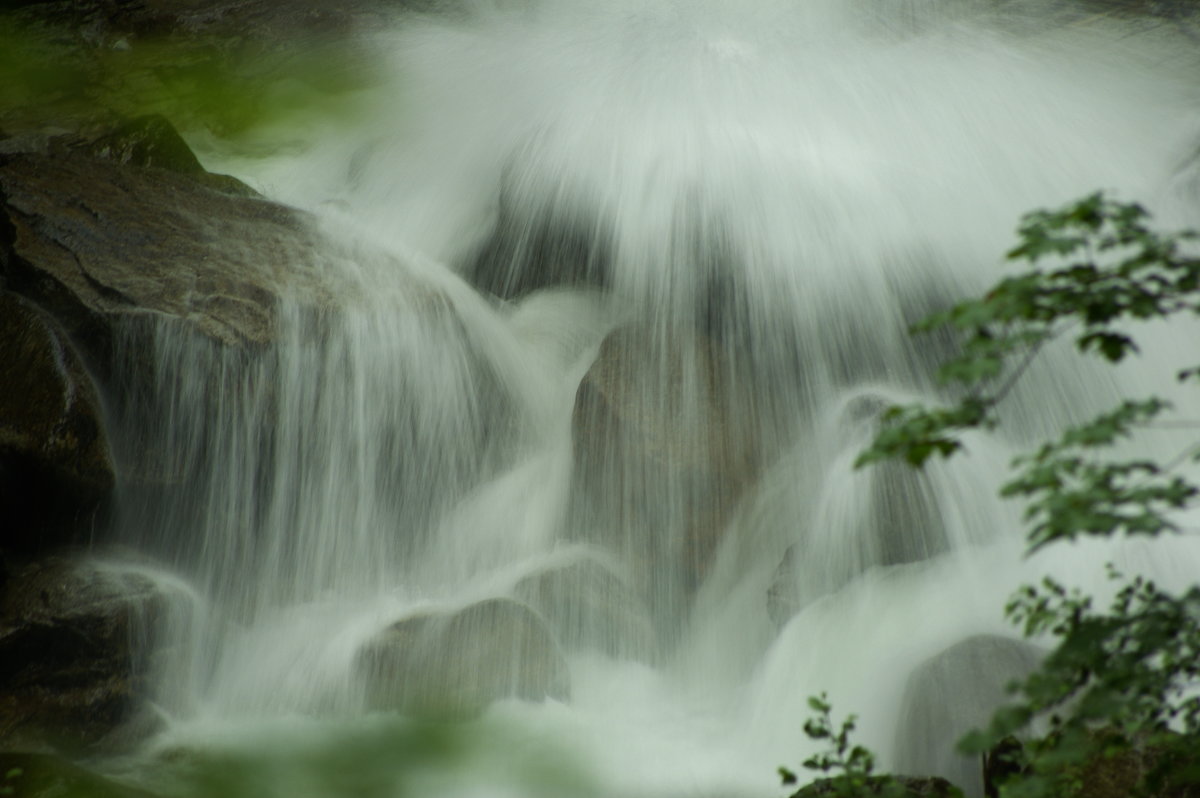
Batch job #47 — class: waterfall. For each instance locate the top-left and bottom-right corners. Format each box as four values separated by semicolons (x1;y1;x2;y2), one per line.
103;1;1200;796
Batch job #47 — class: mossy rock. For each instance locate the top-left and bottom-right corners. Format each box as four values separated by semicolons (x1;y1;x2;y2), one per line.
356;597;569;720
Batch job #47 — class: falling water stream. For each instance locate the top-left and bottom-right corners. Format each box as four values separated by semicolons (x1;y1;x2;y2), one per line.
96;1;1200;796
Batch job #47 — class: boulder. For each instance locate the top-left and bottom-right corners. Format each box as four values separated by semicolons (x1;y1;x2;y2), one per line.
513;555;655;658
0;141;333;357
766;393;958;629
355;597;569;720
464;183;613;300
81;114;209;177
0;292;113;555
766;454;951;628
569;326;764;600
893;635;1043;798
0;556;170;752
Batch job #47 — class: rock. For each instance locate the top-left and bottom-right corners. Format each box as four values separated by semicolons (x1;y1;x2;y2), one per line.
789;775;960;798
0;292;113;555
893;636;1043;798
569;327;764;603
513;554;655;658
0;751;159;798
0;141;334;356
766;393;963;629
81;114;208;176
0;556;170;752
355;597;569;720
464;182;613;300
766;455;951;628
766;545;803;630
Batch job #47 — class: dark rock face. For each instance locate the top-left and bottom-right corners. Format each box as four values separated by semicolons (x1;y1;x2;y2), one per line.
0;293;113;554
355;597;569;720
82;114;209;175
893;635;1043;798
0;557;169;751
0;143;331;355
464;189;613;301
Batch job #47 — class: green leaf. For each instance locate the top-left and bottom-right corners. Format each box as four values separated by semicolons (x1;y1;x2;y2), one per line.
852;192;1200;798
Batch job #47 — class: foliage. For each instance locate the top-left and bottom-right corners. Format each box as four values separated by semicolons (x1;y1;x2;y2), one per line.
0;11;375;139
851;193;1200;798
780;694;909;798
0;768;21;798
783;695;965;797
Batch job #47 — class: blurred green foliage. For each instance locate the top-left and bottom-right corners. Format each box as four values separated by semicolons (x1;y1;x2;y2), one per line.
154;717;595;798
855;194;1200;798
0;10;377;140
1;717;595;798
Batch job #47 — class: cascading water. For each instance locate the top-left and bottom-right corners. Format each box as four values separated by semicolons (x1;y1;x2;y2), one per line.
96;0;1200;796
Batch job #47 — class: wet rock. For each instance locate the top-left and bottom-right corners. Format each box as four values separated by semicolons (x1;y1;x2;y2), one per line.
513;554;655;658
766;545;802;629
789;775;960;798
0;556;169;752
893;635;1043;798
766;392;962;629
767;458;950;629
0;751;159;798
0;292;113;555
355;597;569;720
570;327;763;602
81;113;207;176
0;140;333;358
464;186;612;301
78;113;259;197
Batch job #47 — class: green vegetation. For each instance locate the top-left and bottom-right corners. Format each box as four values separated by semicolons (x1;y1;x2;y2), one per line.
780;694;918;798
1;767;22;797
0;10;376;140
787;194;1200;797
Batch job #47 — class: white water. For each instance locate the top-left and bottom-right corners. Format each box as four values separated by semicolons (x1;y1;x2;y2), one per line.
104;1;1200;796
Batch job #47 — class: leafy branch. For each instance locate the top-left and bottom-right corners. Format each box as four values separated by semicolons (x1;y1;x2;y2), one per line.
781;694;920;798
855;192;1200;798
